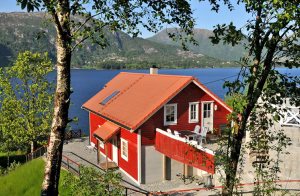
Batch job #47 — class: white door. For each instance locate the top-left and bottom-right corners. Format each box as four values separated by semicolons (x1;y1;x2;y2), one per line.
112;137;118;164
202;102;214;131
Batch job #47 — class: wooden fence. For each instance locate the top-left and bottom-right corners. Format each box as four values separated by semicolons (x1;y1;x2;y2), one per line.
25;146;47;162
65;129;82;140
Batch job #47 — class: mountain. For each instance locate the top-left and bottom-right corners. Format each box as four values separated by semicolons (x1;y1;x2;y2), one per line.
0;12;239;69
148;28;246;61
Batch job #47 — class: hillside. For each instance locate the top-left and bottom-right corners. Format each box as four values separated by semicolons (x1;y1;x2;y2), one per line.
0;12;239;69
148;28;246;61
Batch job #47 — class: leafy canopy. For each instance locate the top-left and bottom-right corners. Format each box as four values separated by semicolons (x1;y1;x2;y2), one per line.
0;51;54;153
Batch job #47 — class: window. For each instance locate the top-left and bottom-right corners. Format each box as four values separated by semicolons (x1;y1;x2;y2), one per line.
164;104;177;125
189;102;199;123
121;138;128;161
100;90;120;105
203;103;211;118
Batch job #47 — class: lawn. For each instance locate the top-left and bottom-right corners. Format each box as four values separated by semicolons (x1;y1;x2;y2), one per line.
0;158;71;196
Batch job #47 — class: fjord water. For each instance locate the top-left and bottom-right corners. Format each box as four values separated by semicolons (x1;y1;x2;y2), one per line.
48;68;299;134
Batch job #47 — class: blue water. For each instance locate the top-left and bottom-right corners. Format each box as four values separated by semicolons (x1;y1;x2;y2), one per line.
49;68;299;133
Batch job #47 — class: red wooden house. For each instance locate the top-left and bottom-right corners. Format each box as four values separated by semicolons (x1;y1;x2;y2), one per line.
82;68;232;185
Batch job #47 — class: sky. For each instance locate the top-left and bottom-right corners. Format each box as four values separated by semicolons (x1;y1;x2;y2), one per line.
0;0;250;38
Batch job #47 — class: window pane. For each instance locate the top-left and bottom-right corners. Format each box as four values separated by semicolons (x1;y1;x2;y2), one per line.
203;103;211;118
165;104;176;123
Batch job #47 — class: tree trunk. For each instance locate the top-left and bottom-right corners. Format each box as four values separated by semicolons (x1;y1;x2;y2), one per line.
31;140;37;160
41;1;71;195
222;129;244;195
31;140;37;153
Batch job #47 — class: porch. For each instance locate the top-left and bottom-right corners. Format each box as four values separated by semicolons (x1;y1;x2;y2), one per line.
155;128;216;176
99;161;118;170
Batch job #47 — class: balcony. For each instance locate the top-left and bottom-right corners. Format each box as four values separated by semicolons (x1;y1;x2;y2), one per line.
155;128;215;174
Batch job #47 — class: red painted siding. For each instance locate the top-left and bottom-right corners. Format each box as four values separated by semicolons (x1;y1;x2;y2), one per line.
139;83;230;145
155;131;215;174
119;128;138;181
89;112;138;181
89;112;106;145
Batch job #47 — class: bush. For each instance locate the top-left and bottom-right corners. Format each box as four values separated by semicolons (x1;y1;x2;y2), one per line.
62;166;124;196
0;154;26;168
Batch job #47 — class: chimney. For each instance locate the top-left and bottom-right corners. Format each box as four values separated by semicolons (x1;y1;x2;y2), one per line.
150;65;158;75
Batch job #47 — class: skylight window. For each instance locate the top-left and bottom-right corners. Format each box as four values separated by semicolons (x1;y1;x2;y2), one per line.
100;90;120;105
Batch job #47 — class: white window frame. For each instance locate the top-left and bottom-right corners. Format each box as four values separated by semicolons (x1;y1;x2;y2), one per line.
203;102;212;118
121;138;128;161
189;102;199;123
164;103;178;125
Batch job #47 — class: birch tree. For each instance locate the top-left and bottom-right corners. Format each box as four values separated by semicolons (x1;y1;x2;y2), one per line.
211;1;300;194
16;0;200;195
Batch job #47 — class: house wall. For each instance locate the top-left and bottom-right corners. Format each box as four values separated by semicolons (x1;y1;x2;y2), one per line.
141;145;183;184
89;112;106;146
119;127;138;181
89;112;138;182
139;83;230;145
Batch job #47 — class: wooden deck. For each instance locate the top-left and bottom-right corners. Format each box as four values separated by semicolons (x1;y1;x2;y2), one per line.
99;161;118;170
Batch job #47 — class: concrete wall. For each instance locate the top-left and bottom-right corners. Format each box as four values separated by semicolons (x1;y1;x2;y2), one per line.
141;145;163;184
141;145;206;184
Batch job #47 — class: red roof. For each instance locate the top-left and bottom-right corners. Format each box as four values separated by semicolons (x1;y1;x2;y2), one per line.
93;121;120;143
82;72;232;131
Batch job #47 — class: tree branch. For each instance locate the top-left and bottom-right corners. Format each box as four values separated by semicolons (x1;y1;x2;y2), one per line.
71;23;108;52
72;12;103;36
42;0;64;36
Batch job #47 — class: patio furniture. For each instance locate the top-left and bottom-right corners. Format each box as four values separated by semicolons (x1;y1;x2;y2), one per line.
190;140;198;146
199;127;208;145
193;125;201;134
167;129;172;134
179;130;198;141
174;131;181;137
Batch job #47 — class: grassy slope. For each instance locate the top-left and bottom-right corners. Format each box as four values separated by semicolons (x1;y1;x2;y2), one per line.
0;158;71;196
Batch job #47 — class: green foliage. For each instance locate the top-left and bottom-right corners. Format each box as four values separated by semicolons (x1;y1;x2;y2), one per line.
0;158;69;195
0;51;54;156
0;153;26;168
62;166;124;196
0;158;45;195
225;93;247;114
212;0;300;194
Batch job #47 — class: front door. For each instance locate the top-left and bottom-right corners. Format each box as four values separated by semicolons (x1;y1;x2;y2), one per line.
112;137;118;164
202;102;214;131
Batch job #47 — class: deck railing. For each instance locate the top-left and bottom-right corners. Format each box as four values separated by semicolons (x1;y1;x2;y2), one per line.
155;128;215;174
61;154;81;175
65;129;82;140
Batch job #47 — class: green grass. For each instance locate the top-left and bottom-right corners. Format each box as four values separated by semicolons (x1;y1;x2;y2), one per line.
0;158;71;196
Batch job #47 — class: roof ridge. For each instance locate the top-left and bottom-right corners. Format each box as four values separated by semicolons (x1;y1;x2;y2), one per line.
120;72;193;79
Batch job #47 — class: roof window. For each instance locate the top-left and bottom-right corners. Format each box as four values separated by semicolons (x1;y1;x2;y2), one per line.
100;90;120;105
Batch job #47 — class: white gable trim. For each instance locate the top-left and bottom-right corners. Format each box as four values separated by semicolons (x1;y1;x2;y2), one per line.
192;80;232;113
